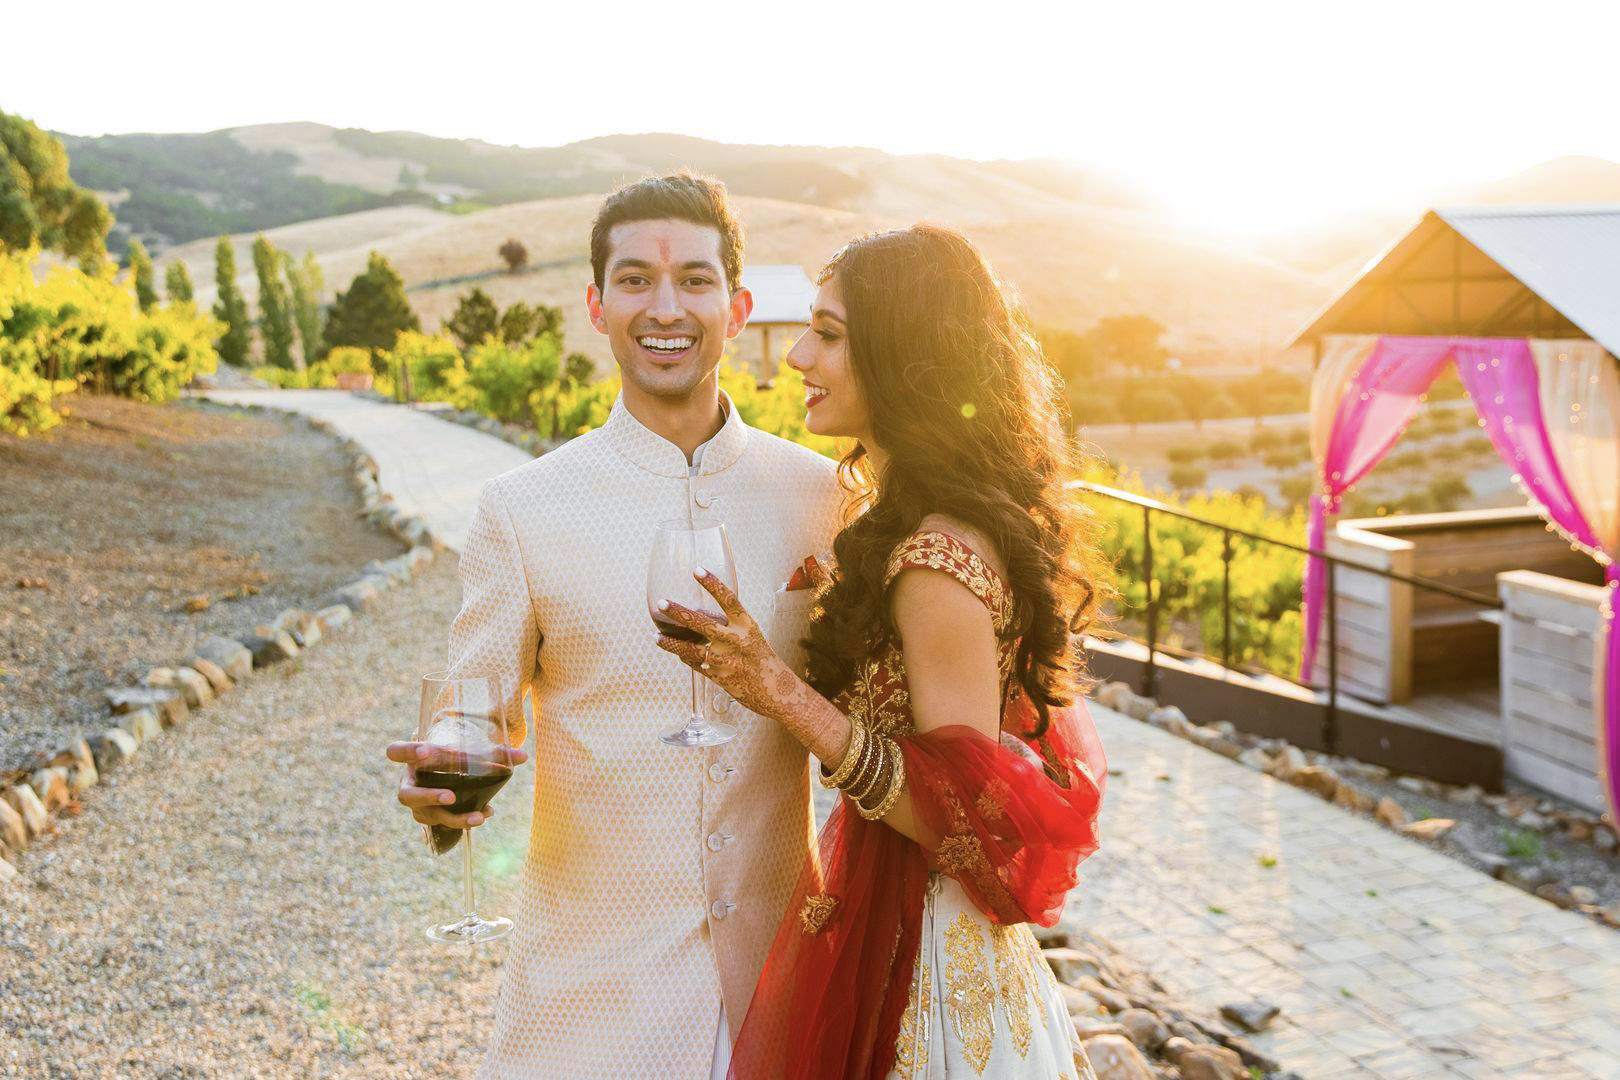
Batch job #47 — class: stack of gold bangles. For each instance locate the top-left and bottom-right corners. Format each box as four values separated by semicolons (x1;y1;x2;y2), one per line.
820;719;905;820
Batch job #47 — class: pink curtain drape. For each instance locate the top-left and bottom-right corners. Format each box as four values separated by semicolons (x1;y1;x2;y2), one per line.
1303;335;1619;824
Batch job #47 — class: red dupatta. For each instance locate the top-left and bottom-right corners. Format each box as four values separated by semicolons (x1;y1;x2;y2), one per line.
727;693;1106;1079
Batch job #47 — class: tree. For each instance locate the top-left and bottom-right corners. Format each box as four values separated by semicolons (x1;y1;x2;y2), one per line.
165;261;194;304
498;300;563;345
284;249;326;367
1036;325;1095;382
1086;314;1168;373
446;288;499;351
0;110;112;268
498;238;528;272
212;237;252;367
127;239;157;312
322;251;420;365
563;353;594;386
251;234;296;369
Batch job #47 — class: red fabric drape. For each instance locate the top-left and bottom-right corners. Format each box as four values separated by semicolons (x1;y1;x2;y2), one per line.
727;697;1106;1079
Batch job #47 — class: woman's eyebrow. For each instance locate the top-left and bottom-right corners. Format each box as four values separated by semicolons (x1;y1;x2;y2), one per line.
812;308;845;324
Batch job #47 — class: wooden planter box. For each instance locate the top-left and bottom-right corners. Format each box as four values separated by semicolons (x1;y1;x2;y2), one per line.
335;372;374;391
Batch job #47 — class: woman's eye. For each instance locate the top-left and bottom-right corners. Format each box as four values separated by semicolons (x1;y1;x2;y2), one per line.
816;330;840;343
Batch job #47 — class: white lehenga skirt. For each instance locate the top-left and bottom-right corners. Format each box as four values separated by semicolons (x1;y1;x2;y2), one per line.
887;873;1097;1080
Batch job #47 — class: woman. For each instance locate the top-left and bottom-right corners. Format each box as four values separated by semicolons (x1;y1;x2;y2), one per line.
655;225;1110;1079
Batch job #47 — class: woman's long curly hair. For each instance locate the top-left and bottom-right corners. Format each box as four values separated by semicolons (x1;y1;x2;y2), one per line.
802;225;1113;736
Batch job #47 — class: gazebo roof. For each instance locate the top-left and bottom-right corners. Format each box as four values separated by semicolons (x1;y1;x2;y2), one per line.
1290;204;1620;357
741;264;816;325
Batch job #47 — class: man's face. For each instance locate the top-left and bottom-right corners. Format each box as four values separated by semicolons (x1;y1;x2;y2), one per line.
586;219;751;402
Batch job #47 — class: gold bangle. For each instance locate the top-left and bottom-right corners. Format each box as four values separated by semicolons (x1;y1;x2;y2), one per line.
846;735;889;804
857;741;906;820
843;727;881;800
820;721;867;789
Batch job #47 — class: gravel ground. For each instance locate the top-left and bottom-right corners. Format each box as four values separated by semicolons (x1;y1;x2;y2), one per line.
0;556;538;1078
0;395;405;770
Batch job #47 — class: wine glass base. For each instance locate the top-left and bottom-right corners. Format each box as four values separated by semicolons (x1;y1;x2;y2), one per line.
661;720;737;747
427;913;513;945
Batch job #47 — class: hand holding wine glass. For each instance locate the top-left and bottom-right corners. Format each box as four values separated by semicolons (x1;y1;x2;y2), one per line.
648;517;739;747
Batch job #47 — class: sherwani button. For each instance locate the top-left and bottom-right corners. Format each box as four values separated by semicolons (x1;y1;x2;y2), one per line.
706;832;725;851
694;489;715;508
711;899;733;920
708;763;731;782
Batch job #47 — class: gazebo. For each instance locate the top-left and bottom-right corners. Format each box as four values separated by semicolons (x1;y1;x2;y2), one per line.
738;264;816;384
1292;204;1619;820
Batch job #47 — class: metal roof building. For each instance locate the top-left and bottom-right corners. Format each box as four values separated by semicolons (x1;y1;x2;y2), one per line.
737;264;816;383
1291;204;1620;358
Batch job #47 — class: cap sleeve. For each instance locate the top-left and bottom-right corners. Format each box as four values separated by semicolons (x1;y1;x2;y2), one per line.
883;530;1014;634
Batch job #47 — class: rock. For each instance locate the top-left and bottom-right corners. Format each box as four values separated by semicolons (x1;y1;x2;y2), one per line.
105;686;188;728
1594;826;1617;852
1290;765;1340;799
1565;819;1594;842
1076;976;1131;1014
1400;817;1456;840
196;635;253;682
117;707;163;744
330;579;381;613
1115;1007;1169;1051
1462;845;1511;877
1332;781;1377;813
50;738;95;776
1338;760;1391;781
1076;1033;1154;1080
1206;736;1244;760
407;545;434;571
1059;984;1109;1018
1148;705;1188;729
3;784;49;837
1168;1020;1206;1044
0;856;16;886
169;666;214;708
315;604;352;633
1032;924;1071;949
144;666;179;690
1265;745;1308;778
1237;747;1273;771
1094;682;1132;712
0;798;27;851
1517;810;1549;830
186;658;232;695
1044;947;1104;985
1072;1016;1129;1041
1176;1045;1248;1080
1122;694;1158;722
1535;883;1578;910
1375;797;1409;827
66;756;98;794
1450;784;1484;806
1502;863;1552;890
1218;1000;1280;1033
87;729;138;772
274;609;321;648
29;768;70;812
1599;905;1620;929
244;630;299;667
183;594;211;613
1568;885;1599;905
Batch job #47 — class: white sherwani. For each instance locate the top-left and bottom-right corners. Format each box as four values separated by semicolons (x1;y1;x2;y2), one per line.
449;393;843;1079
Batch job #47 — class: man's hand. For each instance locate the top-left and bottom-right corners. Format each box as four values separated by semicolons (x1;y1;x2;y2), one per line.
385;741;529;829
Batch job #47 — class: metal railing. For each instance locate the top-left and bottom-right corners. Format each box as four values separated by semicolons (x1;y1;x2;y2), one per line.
1069;480;1503;752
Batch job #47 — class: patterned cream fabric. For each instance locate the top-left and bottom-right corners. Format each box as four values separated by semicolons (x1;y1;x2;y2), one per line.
448;392;844;1079
888;874;1096;1080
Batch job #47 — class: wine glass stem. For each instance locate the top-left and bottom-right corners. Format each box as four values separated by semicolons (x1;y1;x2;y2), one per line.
690;668;702;727
463;822;476;919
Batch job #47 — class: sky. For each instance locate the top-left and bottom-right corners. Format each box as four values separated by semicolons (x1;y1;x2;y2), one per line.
6;0;1619;236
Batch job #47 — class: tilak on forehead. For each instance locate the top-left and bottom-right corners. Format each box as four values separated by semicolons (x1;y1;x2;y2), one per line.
657;236;672;261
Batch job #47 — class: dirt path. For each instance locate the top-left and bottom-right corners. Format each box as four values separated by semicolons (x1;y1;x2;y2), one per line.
0;557;536;1078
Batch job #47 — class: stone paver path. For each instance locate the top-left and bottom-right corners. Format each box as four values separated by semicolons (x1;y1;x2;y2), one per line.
1069;707;1620;1079
179;390;1620;1078
198;389;531;551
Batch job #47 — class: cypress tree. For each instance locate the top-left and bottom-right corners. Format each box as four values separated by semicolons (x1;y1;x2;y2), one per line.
323;251;419;363
213;237;251;367
127;239;157;312
283;249;326;367
165;260;194;304
252;234;296;369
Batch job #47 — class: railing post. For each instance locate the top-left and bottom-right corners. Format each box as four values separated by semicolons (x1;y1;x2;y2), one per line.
1143;503;1157;698
1325;560;1339;753
1221;529;1233;673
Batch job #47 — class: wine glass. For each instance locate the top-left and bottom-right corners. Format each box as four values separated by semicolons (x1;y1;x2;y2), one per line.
649;517;739;747
415;671;517;944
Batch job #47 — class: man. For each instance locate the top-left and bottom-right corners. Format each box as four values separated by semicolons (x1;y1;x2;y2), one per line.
387;174;842;1079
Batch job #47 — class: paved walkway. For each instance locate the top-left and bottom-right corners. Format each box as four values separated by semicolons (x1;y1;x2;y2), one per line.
197;389;531;551
193;390;1620;1078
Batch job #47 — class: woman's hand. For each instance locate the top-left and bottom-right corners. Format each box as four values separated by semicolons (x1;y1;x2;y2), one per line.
654;568;806;723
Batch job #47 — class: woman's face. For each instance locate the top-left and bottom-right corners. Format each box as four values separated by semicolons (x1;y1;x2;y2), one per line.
786;277;872;443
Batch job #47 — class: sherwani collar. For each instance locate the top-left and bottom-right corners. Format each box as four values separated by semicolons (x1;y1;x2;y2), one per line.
603;389;750;479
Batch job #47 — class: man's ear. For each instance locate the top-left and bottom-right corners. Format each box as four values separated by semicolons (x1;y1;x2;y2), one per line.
725;286;754;340
585;282;608;335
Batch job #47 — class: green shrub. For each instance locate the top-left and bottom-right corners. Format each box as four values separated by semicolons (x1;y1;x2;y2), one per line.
1167;463;1207;490
1209;439;1243;460
1166;445;1202;464
1277;472;1316;506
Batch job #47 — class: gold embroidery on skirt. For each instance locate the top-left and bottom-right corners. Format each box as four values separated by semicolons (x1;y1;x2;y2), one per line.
943;913;996;1074
798;893;838;934
990;924;1034;1057
893;957;931;1077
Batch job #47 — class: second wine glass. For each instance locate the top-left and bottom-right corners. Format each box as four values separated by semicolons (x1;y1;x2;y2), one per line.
649;517;739;747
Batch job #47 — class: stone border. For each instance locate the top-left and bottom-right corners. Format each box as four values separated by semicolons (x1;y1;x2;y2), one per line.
1092;680;1620;931
0;404;446;887
1036;923;1298;1080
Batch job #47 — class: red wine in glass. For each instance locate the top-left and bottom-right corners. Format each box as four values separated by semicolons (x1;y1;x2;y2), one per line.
648;517;739;747
416;762;513;855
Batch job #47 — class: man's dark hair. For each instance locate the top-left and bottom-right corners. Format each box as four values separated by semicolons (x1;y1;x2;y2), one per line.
590;173;745;293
